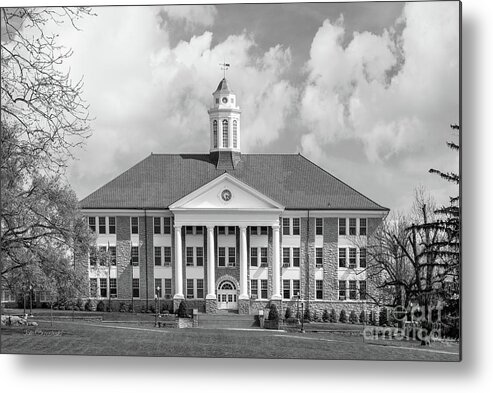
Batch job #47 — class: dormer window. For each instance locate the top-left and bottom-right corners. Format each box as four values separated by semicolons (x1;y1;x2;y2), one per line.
222;120;229;147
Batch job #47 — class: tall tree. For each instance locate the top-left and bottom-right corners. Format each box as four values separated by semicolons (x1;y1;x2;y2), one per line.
1;8;94;299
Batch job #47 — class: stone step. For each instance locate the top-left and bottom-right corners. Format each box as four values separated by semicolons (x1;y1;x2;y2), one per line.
197;313;258;329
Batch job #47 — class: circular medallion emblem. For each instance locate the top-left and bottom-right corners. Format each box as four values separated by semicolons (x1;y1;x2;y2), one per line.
221;189;232;202
222;97;228;104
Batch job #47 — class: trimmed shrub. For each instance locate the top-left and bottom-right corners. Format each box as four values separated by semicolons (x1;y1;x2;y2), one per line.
322;309;330;322
359;310;367;324
329;308;337;323
85;299;96;311
312;309;319;322
349;310;358;324
284;307;292;320
119;303;129;313
96;300;105;312
339;309;348;323
149;303;156;313
268;303;280;322
379;307;389;326
128;303;134;313
176;301;188;318
76;298;85;310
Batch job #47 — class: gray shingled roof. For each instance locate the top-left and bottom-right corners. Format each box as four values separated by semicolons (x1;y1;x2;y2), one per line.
79;153;388;211
214;78;232;94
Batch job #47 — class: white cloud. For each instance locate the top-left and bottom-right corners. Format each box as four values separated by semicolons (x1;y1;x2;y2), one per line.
161;5;218;30
300;2;459;164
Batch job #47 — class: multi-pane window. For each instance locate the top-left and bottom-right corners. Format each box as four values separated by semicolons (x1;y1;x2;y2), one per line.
349;248;357;268
360;218;367;236
132;279;140;298
99;217;106;234
250;248;258;267
251;280;258;298
315;218;323;235
155;279;162;297
316;248;323;268
213;120;218;148
196;226;203;235
186;226;193;235
154;247;161;266
109;278;117;298
293;248;300;267
186;247;194;266
164;247;172;266
283;248;290;267
196;247;204;266
349;218;357;235
218;226;226;235
109;246;116;266
260;226;268;235
108;217;116;234
163;217;171;234
349;280;357;300
261;280;268;299
99;246;107;266
218;247;226;267
233;120;238;148
197;279;204;299
359;281;367;300
99;278;107;298
131;217;139;234
360;248;367;268
260;248;268;267
90;278;98;297
227;226;235;235
228;247;236;267
186;279;194;299
339;280;346;300
154;217;161;234
339;248;347;268
222;120;229;147
89;248;97;266
164;279;172;298
283;280;291;300
339;218;346;235
293;218;300;235
131;246;139;266
316;280;323;299
250;227;258;236
88;217;96;232
293;280;300;298
282;218;290;235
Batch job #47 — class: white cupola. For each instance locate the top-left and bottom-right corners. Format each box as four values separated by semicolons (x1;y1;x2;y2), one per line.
208;78;241;154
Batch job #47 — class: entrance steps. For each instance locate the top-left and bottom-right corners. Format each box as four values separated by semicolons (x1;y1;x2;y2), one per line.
197;312;258;329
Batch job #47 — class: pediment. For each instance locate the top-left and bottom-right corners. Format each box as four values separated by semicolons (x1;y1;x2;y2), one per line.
169;173;284;211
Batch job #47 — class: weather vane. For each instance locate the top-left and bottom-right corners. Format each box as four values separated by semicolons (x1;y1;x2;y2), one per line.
220;61;230;78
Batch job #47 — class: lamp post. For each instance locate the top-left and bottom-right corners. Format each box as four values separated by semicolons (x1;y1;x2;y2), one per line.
296;291;300;321
301;300;305;333
154;294;158;327
156;286;161;316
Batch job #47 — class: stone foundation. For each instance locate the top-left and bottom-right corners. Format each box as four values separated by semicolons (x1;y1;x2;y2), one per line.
238;298;250;314
205;298;217;314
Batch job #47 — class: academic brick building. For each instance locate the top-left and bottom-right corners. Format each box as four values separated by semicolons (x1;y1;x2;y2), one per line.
79;77;388;315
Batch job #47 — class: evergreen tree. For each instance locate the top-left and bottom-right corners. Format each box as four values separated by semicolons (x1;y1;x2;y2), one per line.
349;310;358;324
330;308;337;323
339;309;348;323
322;309;330;322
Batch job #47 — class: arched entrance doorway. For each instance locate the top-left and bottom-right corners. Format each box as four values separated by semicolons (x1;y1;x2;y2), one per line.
217;280;238;310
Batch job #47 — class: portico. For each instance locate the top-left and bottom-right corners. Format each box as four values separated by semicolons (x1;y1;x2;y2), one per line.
169;173;284;313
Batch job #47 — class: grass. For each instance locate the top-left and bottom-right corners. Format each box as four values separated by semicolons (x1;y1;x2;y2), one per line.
1;318;460;361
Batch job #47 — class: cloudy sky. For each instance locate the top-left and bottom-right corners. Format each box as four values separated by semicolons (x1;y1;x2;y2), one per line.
51;1;459;213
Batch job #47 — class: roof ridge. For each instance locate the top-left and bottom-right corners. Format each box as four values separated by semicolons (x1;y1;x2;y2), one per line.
298;153;389;211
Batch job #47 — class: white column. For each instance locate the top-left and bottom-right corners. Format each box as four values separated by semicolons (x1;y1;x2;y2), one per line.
206;226;216;299
271;225;282;299
174;225;184;299
239;226;249;299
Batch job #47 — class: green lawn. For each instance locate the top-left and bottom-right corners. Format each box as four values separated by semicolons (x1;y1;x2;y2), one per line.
1;318;460;361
